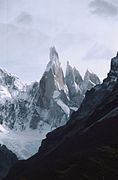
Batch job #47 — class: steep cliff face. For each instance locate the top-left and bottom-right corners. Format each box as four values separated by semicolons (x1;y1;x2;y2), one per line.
73;67;83;86
39;47;66;109
65;61;78;96
5;53;118;180
35;46;70;127
65;62;100;107
103;52;118;86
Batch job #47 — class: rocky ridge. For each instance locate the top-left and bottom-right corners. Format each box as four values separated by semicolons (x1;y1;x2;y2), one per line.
4;53;118;180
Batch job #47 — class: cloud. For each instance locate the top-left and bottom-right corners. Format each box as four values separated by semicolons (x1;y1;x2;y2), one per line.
89;0;118;17
0;0;117;82
83;43;113;60
16;12;33;26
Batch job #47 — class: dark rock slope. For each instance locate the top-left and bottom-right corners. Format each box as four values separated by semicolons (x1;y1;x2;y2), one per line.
0;145;17;180
5;53;118;180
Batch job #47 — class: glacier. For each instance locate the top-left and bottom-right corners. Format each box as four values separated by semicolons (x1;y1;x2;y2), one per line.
0;123;51;160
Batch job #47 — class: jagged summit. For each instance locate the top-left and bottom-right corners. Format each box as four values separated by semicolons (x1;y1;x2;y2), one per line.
111;52;118;73
66;62;83;86
103;52;118;85
84;69;100;84
0;68;7;74
84;69;95;77
0;68;24;101
80;69;101;95
65;61;100;107
49;46;59;61
65;62;82;107
73;67;83;85
84;69;91;79
46;46;60;72
0;68;14;81
65;61;74;79
65;61;77;97
84;69;96;83
44;46;65;90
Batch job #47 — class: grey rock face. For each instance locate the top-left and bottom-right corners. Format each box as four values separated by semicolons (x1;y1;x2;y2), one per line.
65;61;83;107
65;61;78;97
103;53;118;86
35;47;70;127
39;47;67;109
65;62;100;108
81;70;101;94
73;67;83;86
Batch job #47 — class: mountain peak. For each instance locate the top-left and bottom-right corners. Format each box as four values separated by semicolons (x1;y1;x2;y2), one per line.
84;69;93;80
83;69;100;89
111;52;118;69
0;68;9;76
66;61;73;76
85;69;93;75
73;67;83;85
49;46;59;62
45;47;60;72
104;52;118;85
40;47;66;109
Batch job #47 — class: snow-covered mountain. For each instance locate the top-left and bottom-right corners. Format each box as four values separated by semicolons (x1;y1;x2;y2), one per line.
0;47;100;159
0;68;24;101
1;47;100;131
5;53;118;180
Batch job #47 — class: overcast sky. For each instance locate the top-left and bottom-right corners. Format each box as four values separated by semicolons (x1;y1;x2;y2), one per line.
0;0;118;83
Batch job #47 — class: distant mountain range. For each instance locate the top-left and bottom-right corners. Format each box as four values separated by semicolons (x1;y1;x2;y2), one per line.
5;52;118;180
0;47;100;179
0;47;100;131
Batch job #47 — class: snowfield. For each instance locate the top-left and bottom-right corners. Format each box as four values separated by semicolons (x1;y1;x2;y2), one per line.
0;124;51;160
